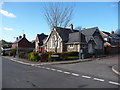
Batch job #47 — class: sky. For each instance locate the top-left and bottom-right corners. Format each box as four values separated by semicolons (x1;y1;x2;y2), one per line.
0;2;118;42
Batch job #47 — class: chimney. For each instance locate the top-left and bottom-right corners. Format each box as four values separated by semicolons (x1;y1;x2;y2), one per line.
70;24;73;30
16;37;18;41
19;35;22;39
23;34;26;38
111;31;114;35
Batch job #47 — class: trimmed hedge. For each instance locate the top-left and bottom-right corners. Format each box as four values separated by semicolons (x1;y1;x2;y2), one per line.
27;51;79;62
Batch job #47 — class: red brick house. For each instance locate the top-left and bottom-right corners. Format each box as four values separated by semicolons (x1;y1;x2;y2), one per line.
12;34;34;53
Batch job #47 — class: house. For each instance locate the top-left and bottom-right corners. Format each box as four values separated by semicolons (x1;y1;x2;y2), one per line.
45;24;104;56
44;24;79;53
12;34;34;53
35;33;48;52
103;31;120;54
66;27;104;56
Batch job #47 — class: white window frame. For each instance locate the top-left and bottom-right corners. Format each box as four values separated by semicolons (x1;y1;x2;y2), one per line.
70;44;74;48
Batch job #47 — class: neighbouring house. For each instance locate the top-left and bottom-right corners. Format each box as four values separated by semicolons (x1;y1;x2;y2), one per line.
35;33;48;52
44;24;104;57
104;31;120;54
0;40;13;55
12;34;34;53
66;27;104;56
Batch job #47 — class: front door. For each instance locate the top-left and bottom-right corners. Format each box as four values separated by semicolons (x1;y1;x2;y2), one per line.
88;42;94;54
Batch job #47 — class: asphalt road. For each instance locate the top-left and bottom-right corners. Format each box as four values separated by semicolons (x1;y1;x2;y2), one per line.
2;57;120;88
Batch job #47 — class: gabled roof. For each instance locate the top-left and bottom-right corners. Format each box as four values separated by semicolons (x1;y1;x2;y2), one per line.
37;33;48;42
13;34;31;44
66;27;103;44
54;27;79;42
14;38;23;43
81;27;98;36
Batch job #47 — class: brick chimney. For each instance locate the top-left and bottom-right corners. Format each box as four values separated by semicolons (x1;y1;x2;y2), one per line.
19;35;22;39
70;24;73;30
111;31;115;35
23;34;26;38
16;37;18;41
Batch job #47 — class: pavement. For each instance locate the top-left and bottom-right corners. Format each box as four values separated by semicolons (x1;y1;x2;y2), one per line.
112;65;120;76
2;56;93;66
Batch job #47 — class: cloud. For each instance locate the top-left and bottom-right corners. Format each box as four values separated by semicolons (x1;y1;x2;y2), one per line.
0;9;16;18
3;27;13;31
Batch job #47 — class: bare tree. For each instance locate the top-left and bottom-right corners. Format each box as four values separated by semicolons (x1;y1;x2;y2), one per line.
42;3;74;29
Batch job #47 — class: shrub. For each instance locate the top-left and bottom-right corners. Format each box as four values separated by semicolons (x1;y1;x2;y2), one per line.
28;52;40;62
60;52;68;60
64;51;79;56
40;53;49;62
19;52;28;59
47;52;55;55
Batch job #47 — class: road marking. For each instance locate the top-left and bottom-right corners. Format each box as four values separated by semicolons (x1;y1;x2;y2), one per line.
63;71;70;74
82;75;91;79
31;64;35;66
93;78;104;82
46;68;50;70
37;66;41;67
71;73;79;77
109;81;120;86
41;67;45;68
57;70;63;72
51;69;56;71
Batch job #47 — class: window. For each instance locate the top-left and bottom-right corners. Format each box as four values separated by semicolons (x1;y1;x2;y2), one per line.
70;44;74;48
52;36;56;48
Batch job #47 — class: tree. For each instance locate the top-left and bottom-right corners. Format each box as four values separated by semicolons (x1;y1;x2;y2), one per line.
42;3;74;29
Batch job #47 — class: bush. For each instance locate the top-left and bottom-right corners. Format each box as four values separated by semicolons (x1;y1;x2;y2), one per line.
64;51;79;56
60;52;68;61
47;52;55;55
19;52;28;59
40;53;49;62
28;52;40;62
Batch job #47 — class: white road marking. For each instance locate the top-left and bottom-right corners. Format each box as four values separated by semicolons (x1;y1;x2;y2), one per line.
57;70;63;72
93;78;104;82
82;75;91;79
11;59;14;60
37;66;41;67
46;67;50;70
51;69;56;71
109;81;120;86
63;71;70;74
41;67;45;68
71;73;79;77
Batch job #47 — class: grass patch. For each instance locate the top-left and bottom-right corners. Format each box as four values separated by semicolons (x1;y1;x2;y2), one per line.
67;56;79;60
